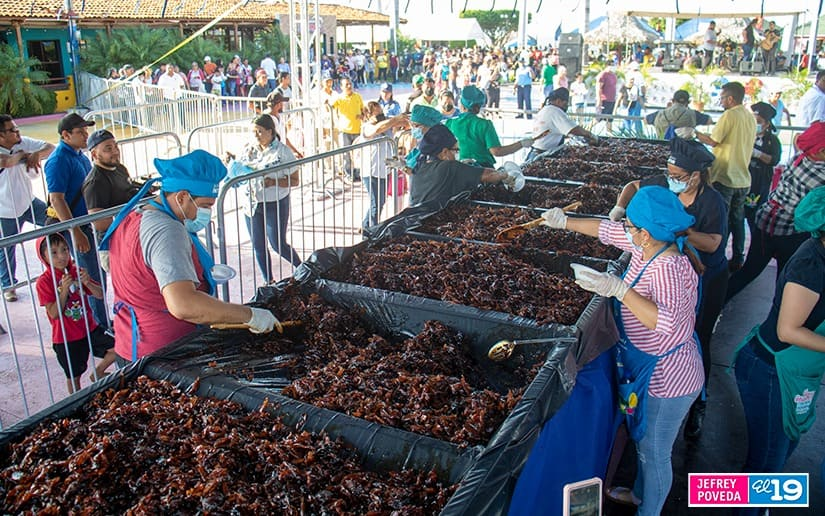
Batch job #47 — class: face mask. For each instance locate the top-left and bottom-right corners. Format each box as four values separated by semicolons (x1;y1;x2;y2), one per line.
755;123;764;136
424;87;435;96
625;230;642;250
411;127;424;140
179;194;212;233
667;176;689;194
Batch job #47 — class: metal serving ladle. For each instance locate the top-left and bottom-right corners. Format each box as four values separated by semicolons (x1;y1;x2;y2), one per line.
487;337;575;362
494;201;583;243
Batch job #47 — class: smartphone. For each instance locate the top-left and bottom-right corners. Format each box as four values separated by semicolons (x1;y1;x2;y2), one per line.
562;477;603;516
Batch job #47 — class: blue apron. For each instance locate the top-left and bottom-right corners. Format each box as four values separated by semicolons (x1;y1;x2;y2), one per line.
99;184;216;361
613;245;692;441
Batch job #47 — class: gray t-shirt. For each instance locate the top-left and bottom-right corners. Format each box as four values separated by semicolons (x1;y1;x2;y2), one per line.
138;208;200;290
409;159;484;206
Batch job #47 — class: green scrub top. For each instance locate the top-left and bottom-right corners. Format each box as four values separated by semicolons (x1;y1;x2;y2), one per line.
444;113;501;168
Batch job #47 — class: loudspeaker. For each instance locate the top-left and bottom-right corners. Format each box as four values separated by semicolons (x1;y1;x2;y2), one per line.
558;44;581;59
559;57;580;76
739;61;764;74
559;33;583;46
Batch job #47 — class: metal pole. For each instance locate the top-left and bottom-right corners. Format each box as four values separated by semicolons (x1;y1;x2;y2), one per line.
807;0;823;75
65;0;82;106
391;0;399;56
518;0;528;50
583;0;590;67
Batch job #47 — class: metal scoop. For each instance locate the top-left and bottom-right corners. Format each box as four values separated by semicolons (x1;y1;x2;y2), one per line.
487;336;577;361
210;319;303;333
494;201;583;243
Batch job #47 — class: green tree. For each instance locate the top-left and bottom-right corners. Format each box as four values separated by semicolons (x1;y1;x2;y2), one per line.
0;44;56;117
459;10;526;47
243;26;289;68
80;26;230;77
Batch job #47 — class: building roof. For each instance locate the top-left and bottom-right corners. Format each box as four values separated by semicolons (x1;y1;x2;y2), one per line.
0;0;389;26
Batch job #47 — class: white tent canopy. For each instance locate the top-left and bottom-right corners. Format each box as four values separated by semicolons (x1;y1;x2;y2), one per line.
605;0;814;18
402;17;492;46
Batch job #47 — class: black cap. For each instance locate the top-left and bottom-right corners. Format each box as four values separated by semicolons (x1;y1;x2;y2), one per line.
672;90;690;104
668;137;715;172
548;87;570;102
86;129;115;150
751;101;777;131
57;113;95;135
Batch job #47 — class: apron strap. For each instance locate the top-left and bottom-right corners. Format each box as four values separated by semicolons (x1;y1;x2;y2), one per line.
113;301;141;362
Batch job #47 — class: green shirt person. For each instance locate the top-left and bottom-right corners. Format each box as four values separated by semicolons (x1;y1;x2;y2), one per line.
444;86;533;168
542;61;557;98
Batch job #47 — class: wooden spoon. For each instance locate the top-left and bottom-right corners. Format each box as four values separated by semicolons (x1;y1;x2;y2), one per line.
494;201;583;243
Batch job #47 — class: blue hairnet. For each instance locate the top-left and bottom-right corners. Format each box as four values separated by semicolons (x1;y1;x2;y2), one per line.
460;86;486;109
155;150;227;198
410;105;443;127
627;186;695;248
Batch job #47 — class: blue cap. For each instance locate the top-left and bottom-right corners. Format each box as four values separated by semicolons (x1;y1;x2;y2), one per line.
460;85;486;109
380;82;392;92
410;105;443;127
626;186;695;245
87;129;115;150
154;150;227;198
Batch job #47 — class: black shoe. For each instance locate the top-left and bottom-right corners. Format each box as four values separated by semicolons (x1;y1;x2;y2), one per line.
515;114;524;119
684;400;706;440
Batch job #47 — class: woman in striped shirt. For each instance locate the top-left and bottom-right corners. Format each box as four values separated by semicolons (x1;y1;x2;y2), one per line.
542;186;704;515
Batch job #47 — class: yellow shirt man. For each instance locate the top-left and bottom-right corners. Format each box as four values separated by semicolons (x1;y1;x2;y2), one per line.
709;104;756;189
331;91;364;135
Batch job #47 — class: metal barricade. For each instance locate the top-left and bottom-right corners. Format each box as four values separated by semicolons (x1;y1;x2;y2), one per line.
214;136;400;303
0;206;125;429
116;132;183;179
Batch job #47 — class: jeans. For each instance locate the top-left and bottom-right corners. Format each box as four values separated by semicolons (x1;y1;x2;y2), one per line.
70;224;109;329
543;84;553;99
696;269;729;389
733;344;799;516
0;198;48;289
713;182;749;264
633;389;700;516
726;228;808;302
362;176;387;230
516;84;532;117
624;101;643;133
742;44;754;62
340;132;360;179
225;79;237;97
244;196;301;283
267;79;277;90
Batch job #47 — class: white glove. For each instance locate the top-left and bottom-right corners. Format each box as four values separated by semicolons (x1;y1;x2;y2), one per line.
675;127;696;139
99;250;111;273
571;265;629;301
247;307;282;334
385;157;405;169
520;137;534;149
608;205;626;222
541;207;568;229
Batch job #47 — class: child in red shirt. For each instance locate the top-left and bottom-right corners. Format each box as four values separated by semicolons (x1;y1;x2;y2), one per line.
35;234;116;393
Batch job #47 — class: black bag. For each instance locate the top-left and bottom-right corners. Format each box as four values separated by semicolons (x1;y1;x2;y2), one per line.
44;191;82;226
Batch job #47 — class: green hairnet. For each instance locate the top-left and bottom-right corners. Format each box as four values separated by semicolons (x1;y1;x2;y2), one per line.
794;185;825;237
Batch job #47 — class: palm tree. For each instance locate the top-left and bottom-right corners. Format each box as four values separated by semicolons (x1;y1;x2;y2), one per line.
0;45;56;117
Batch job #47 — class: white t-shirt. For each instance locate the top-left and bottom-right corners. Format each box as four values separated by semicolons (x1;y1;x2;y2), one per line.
357;124;393;179
156;72;185;99
703;29;717;51
570;81;588;106
0;136;48;218
799;86;825;127
260;57;277;79
533;104;577;152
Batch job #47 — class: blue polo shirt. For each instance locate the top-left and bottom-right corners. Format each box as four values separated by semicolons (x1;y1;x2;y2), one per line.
44;141;92;217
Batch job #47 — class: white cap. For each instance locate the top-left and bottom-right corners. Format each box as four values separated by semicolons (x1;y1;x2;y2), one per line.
204;56;211;62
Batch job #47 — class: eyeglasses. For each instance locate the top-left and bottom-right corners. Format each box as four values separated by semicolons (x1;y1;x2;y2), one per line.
666;172;691;182
622;222;638;233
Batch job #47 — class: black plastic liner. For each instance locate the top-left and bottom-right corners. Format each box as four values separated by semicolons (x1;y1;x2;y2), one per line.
0;354;478;486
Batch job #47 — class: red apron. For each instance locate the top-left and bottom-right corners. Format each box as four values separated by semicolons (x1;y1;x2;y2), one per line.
109;210;208;360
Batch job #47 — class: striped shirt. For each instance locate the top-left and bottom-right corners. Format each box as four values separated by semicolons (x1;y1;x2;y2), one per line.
755;155;825;236
599;221;704;398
